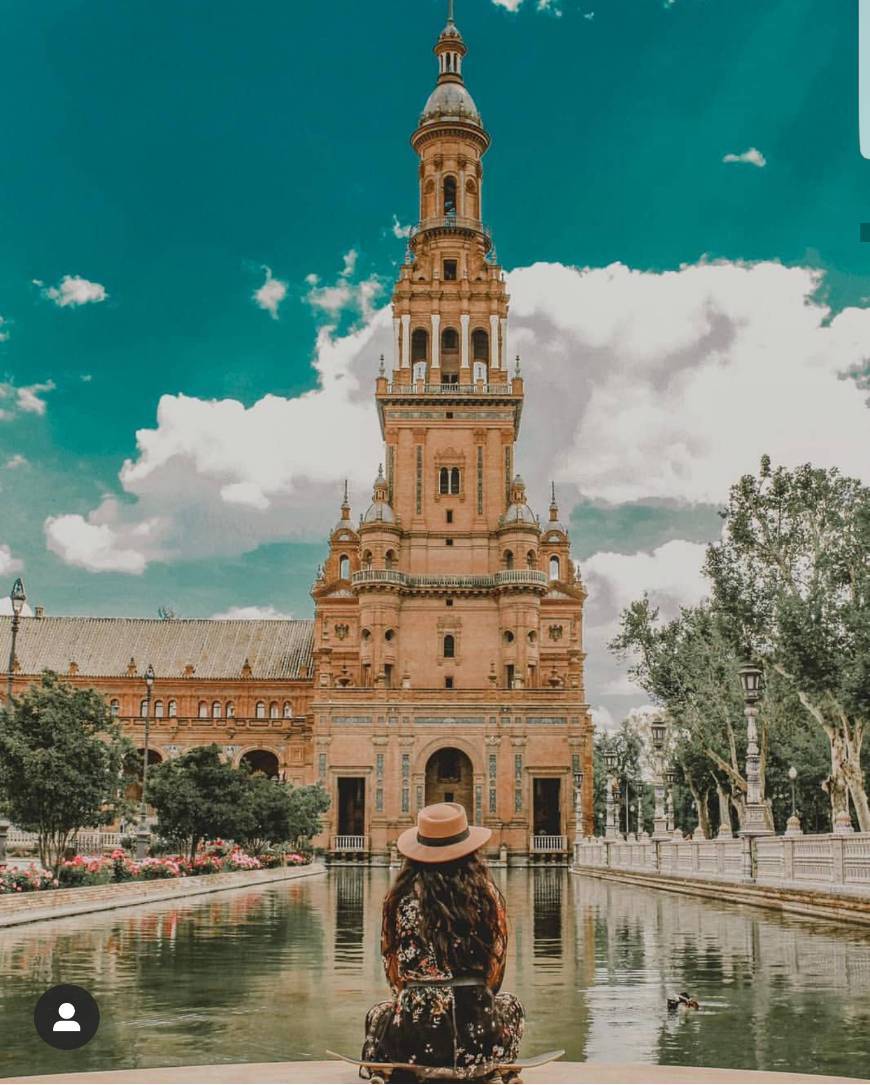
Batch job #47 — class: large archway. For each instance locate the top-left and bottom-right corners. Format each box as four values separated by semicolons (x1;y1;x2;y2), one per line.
125;748;163;805
240;749;280;779
425;747;473;814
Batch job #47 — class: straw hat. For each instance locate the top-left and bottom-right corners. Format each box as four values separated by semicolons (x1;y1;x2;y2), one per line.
397;802;491;863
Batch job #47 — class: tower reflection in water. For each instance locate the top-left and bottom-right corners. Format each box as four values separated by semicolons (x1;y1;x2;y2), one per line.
333;867;366;973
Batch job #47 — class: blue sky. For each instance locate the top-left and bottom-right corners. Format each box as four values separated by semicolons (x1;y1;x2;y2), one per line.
1;0;869;723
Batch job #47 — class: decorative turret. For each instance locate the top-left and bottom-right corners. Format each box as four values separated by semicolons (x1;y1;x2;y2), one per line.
362;465;397;526
545;482;569;538
501;475;539;528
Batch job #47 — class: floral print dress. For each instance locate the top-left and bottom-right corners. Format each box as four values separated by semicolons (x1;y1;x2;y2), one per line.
362;892;524;1078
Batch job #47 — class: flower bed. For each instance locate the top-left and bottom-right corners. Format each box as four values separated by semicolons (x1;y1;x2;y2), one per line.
0;844;310;895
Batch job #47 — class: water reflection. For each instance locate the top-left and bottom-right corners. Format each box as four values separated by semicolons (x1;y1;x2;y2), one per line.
0;871;868;1079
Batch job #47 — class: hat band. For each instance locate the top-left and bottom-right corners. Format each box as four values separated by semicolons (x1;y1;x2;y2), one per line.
416;827;471;848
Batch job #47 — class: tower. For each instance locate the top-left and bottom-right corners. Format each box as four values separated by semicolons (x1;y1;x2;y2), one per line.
311;4;593;861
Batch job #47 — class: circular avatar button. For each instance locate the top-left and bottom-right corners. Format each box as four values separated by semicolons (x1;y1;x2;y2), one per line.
34;985;100;1050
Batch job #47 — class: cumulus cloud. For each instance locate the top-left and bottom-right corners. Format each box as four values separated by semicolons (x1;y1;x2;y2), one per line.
306;250;383;322
4;454;27;469
0;544;23;577
44;506;163;574
723;147;767;168
210;605;294;620
0;379;56;420
39;275;108;307
491;0;523;9
0;316;10;343
391;216;412;240
253;266;288;319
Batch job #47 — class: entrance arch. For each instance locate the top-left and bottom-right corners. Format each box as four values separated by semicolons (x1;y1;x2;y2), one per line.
125;748;164;804
240;749;280;779
425;747;473;813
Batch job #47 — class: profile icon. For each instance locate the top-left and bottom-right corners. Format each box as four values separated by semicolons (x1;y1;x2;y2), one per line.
34;985;99;1050
52;1002;81;1033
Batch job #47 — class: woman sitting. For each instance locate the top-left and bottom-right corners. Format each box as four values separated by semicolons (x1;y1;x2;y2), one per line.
362;803;524;1079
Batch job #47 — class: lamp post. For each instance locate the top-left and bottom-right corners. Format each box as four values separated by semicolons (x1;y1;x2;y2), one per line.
573;769;584;839
629;802;637;838
650;719;669;840
665;768;676;834
737;660;774;837
604;747;620;839
135;665;155;860
785;765;803;837
6;578;26;703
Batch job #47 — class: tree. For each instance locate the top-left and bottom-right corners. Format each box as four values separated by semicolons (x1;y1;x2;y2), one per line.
285;783;330;851
0;672;133;873
148;745;250;861
706;460;870;830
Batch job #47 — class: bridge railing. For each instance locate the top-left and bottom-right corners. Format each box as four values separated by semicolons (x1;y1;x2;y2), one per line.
574;832;870;893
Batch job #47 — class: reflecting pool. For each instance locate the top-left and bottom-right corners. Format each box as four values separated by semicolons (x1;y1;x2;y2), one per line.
1;869;869;1079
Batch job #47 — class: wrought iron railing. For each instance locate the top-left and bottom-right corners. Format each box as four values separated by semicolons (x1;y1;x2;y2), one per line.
409;215;492;243
352;570;548;591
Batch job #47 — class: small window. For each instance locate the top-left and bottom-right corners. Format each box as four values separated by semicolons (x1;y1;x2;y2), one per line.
527;550;537;569
362;550;373;569
549;555;561;581
446;411;454;419
255;701;266;719
504;550;514;570
444;175;457;215
446;538;454;546
384;663;394;689
226;702;235;719
472;329;489;362
269;701;279;719
450;468;460;495
339;554;350;580
439;467;450;495
504;630;515;644
168;700;177;718
505;664;515;689
212;701;221;719
198;701;208;719
385;549;397;568
528;630;537;644
412;328;429;363
154;700;164;719
283;701;293;718
446;509;453;524
443;634;456;659
385;628;395;642
444;260;457;281
361;628;372;642
445;676;454;689
442;327;459;352
446;598;454;608
110;699;120;717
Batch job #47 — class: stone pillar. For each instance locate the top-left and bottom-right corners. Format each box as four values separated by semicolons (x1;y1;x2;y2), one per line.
0;817;9;864
740;704;774;836
652;755;669;841
489;314;499;372
460;313;470;373
393;318;401;373
401;314;410;371
431;313;441;374
500;317;508;370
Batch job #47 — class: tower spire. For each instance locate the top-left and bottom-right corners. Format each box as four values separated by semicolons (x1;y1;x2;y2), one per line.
448;0;455;23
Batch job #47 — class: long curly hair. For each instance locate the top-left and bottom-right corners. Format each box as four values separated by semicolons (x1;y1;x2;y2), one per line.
382;853;505;976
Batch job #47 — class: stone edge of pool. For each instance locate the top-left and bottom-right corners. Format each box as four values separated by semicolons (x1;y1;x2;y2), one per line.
570;866;870;926
1;1062;866;1085
0;863;327;928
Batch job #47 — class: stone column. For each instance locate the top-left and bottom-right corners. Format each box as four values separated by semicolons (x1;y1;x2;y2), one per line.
431;313;441;375
740;704;774;836
393;317;401;374
460;313;470;373
500;317;508;370
401;314;410;371
489;314;499;372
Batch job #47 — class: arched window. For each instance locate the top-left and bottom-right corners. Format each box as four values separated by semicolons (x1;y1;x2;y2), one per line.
154;700;164;719
441;327;459;352
269;701;279;719
255;701;266;719
110;699;120;717
411;328;429;363
549;555;561;581
450;468;460;495
198;701;208;719
226;702;235;719
339;554;350;580
504;550;514;570
283;701;293;718
465;178;479;219
440;467;450;495
212;701;221;719
527;550;537;569
168;700;177;718
362;550;373;569
361;628;372;642
385;628;395;642
444;175;457;216
441;327;460;382
385;549;397;569
443;634;456;659
472;329;489;362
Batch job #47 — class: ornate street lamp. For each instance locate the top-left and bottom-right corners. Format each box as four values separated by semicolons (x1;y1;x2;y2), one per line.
573;769;584;839
604;747;620;839
785;765;803;837
665;767;676;833
650;718;669;840
737;659;774;837
6;578;26;703
135;664;156;860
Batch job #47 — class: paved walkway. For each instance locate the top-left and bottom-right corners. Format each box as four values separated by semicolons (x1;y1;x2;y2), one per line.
2;1062;865;1084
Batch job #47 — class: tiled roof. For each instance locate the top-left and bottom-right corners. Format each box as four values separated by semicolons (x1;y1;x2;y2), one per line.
0;617;314;681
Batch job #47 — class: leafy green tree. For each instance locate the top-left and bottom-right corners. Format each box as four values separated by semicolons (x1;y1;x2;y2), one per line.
285;783;330;851
148;744;250;861
706;459;870;830
237;772;295;855
0;672;133;873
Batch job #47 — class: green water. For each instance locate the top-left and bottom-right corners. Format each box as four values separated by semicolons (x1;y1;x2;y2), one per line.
1;869;869;1079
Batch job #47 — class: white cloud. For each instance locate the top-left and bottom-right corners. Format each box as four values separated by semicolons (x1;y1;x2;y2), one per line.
491;0;524;9
0;597;33;617
0;316;10;343
4;455;27;469
0;544;23;577
306;250;383;323
41;275;108;308
584;11;595;19
0;380;56;420
590;704;616;732
209;605;294;621
723;147;767;168
391;215;412;240
253;266;288;319
44;511;157;574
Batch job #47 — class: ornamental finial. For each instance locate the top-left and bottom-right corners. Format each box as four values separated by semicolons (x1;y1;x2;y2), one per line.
448;0;455;24
515;354;521;377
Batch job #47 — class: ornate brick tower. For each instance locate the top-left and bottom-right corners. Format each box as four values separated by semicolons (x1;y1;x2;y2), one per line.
311;3;593;861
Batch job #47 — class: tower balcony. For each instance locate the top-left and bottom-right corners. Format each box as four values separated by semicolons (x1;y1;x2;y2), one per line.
408;214;492;252
351;568;549;595
384;381;512;396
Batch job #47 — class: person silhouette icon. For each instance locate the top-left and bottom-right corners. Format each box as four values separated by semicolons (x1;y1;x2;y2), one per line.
52;1003;81;1033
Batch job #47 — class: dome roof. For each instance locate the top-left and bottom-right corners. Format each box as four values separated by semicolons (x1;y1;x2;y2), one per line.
362;501;397;525
501;502;538;527
421;81;482;127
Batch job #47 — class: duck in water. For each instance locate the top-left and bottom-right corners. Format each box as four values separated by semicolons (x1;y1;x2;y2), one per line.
667;992;700;1012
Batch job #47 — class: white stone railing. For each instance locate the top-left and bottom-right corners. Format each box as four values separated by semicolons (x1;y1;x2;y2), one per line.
352;569;548;591
331;835;369;852
574;832;870;894
531;834;567;853
385;382;513;396
6;829;123;854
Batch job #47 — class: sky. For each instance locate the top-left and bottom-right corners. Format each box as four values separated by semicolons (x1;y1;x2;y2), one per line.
1;0;869;726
